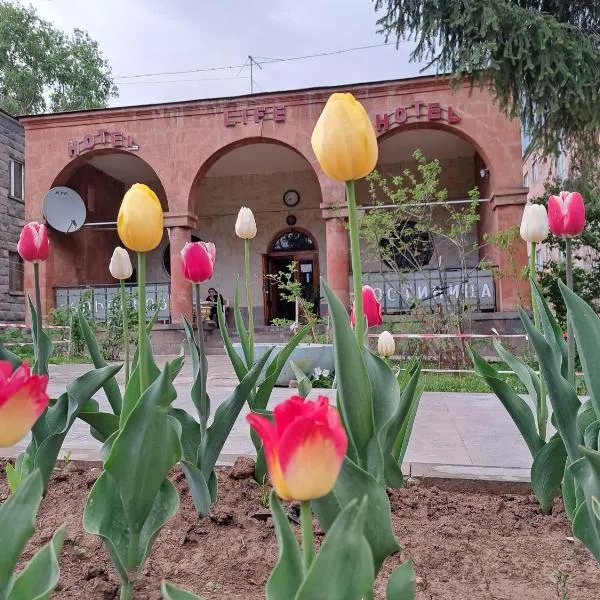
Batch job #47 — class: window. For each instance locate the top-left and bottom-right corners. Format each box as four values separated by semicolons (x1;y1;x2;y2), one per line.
9;158;24;200
523;172;529;187
271;230;315;252
535;248;544;271
556;150;567;181
531;160;538;183
8;252;24;293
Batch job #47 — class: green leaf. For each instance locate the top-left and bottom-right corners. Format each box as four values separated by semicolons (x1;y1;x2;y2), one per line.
577;401;596;436
386;560;416;600
313;458;399;575
78;402;120;443
290;360;312;399
5;463;21;494
183;317;209;431
470;346;544;458
180;460;212;516
295;498;375;600
562;459;578;520
233;278;252;370
584;421;600;451
531;437;567;514
0;470;43;596
0;342;23;370
169;408;201;464
252;323;312;411
322;278;374;464
78;308;122;414
392;374;423;465
8;524;66;600
200;349;273;480
28;296;53;376
267;493;304;600
161;582;201;600
572;499;600;562
217;297;248;382
519;307;582;461
104;365;181;534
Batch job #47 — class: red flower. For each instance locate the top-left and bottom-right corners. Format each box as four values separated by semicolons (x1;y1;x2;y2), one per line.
17;222;49;263
351;285;383;327
247;395;347;501
180;241;216;283
0;361;49;447
547;191;586;237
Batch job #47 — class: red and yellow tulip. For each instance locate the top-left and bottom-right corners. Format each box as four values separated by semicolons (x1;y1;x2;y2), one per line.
0;361;50;447
247;395;347;501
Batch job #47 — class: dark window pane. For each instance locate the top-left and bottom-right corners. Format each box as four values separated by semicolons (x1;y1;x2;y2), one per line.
10;159;23;200
272;230;314;252
9;252;24;292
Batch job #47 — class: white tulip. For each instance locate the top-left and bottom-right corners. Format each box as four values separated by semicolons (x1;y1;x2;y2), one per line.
235;207;257;239
377;330;396;358
520;203;549;243
109;246;133;280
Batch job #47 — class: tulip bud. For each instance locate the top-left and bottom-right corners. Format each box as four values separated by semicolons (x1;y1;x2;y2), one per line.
0;361;50;447
109;247;133;280
247;395;347;501
311;92;378;182
235;207;257;239
117;183;164;252
520;203;549;243
351;285;383;328
377;330;396;358
17;222;49;263
181;241;216;283
547;191;586;237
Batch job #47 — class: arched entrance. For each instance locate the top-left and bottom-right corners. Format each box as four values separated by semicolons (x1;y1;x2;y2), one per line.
264;229;319;324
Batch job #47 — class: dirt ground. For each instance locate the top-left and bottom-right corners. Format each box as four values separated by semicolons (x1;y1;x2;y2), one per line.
2;459;598;600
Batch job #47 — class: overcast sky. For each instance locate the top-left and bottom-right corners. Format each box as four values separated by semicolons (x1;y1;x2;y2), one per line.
21;0;428;107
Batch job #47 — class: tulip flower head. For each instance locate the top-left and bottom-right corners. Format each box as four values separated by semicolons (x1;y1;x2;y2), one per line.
247;395;347;501
311;92;378;182
117;183;164;252
17;222;49;263
109;247;133;280
377;330;396;358
547;191;586;237
351;285;383;328
181;241;216;283
520;203;549;243
235;207;257;239
0;361;49;447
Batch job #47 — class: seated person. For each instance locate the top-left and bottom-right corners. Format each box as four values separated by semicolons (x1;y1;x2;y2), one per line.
206;287;227;326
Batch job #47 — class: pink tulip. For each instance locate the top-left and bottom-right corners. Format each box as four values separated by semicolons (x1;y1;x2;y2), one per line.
180;241;216;283
351;285;383;328
17;222;49;263
547;191;586;237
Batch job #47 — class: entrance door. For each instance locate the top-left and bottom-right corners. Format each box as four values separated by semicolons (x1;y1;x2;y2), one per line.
263;229;319;324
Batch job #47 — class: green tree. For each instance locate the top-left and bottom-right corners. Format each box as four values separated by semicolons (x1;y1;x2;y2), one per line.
374;0;600;173
0;1;117;115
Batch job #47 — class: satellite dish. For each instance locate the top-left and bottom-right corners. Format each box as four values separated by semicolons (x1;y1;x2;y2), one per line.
43;187;86;233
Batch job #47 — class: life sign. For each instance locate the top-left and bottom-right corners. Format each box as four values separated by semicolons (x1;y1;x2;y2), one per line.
374;101;461;133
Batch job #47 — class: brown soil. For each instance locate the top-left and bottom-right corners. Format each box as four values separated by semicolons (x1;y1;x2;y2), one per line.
2;459;598;600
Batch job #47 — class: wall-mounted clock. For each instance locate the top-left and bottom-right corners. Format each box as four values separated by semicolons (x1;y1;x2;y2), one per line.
283;189;300;207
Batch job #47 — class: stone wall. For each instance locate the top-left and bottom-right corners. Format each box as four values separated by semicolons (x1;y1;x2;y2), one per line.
0;112;25;322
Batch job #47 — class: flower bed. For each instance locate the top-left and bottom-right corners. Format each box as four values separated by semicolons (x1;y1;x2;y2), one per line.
4;459;598;600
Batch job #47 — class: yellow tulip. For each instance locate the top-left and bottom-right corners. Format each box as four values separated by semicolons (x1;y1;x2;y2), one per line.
117;183;164;252
311;92;378;182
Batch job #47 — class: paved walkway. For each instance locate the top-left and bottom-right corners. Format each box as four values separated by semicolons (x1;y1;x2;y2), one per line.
4;356;534;482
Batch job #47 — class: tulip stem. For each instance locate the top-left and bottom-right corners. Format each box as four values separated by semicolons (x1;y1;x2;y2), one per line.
32;262;43;374
194;283;206;359
120;582;132;600
565;238;575;386
346;180;364;347
244;238;254;366
529;242;547;439
137;252;148;393
120;279;130;388
300;501;314;573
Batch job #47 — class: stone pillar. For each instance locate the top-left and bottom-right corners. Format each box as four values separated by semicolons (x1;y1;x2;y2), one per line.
324;216;350;308
168;226;193;323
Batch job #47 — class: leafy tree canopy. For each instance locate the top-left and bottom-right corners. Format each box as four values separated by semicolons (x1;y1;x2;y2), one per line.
374;0;600;171
0;1;117;115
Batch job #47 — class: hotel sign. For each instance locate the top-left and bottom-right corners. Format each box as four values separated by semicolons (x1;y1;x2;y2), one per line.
68;130;139;158
374;101;461;133
224;104;286;126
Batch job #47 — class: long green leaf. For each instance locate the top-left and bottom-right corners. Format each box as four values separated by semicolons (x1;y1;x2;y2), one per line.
322;278;374;465
233;278;252;369
217;297;248;381
295;498;374;600
28;296;53;376
8;524;66;600
386;560;416;600
470;347;544;457
0;343;23;369
392;375;424;466
0;470;43;596
267;493;304;600
161;582;201;600
290;360;312;398
180;460;212;516
78;309;122;414
183;317;209;431
531;437;567;514
562;458;579;520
